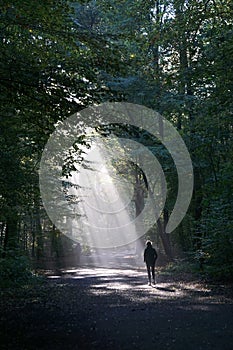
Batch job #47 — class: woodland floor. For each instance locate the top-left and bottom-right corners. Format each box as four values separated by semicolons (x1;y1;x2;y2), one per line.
1;264;233;350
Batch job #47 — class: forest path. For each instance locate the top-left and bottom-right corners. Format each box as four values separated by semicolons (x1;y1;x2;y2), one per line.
1;266;233;350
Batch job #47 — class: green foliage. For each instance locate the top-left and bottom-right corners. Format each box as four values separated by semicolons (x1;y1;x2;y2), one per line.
160;259;200;276
199;197;233;280
0;249;35;287
0;0;124;254
0;0;233;280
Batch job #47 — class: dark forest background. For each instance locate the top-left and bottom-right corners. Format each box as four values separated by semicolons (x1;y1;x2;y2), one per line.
0;0;233;285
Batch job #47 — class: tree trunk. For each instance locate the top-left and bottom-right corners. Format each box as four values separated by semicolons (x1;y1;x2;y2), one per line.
157;217;173;260
35;209;43;259
134;165;146;257
3;210;19;255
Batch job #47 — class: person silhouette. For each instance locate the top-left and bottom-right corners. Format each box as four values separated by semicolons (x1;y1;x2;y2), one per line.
144;240;158;285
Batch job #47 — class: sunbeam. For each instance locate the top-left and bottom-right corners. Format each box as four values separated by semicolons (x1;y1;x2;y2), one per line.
65;136;143;249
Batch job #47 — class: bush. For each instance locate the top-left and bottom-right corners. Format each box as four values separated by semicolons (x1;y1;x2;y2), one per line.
199;195;233;282
0;250;35;288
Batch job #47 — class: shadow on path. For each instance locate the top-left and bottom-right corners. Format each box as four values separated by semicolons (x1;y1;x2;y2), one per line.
152;285;176;292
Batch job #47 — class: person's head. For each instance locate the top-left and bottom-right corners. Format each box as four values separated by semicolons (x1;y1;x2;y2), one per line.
146;240;152;247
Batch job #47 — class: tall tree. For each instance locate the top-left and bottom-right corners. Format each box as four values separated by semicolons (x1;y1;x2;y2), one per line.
0;0;123;258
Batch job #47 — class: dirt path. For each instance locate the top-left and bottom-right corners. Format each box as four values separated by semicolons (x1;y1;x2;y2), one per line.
1;267;233;350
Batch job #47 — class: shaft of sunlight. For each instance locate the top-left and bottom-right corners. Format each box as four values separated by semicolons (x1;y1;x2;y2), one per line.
65;137;143;259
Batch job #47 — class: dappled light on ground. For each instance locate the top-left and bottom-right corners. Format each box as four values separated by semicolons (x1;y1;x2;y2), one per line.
47;267;220;304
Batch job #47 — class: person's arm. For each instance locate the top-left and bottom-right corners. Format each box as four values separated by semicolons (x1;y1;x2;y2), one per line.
144;249;146;262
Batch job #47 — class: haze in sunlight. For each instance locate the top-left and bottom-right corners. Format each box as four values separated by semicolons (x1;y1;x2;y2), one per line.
66;135;146;249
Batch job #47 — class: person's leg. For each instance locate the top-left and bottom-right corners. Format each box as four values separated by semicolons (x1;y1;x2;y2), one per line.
151;263;155;284
146;264;151;284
